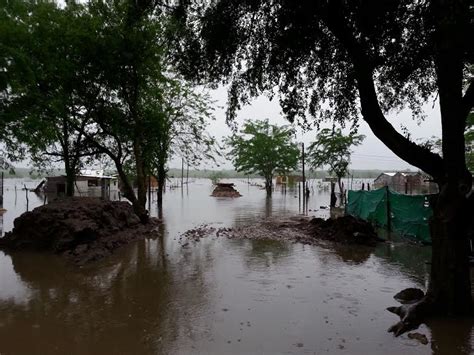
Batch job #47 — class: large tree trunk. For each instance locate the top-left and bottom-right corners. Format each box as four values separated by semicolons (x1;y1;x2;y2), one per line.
65;171;75;197
388;182;472;336
428;182;472;314
265;176;272;196
63;156;75;197
133;139;148;220
116;163;149;223
337;176;344;205
156;161;166;215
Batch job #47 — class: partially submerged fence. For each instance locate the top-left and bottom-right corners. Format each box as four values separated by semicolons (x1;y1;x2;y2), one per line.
346;187;433;243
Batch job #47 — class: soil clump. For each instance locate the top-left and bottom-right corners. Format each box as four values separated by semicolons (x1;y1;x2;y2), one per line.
0;197;160;265
211;183;242;197
181;215;381;247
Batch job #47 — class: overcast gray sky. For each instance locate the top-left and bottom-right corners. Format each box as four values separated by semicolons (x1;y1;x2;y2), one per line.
170;86;441;172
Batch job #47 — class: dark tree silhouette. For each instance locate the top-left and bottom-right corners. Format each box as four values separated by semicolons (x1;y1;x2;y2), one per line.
168;0;474;334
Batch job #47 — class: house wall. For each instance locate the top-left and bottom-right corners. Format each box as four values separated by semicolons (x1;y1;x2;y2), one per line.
373;174;393;189
45;176;119;196
373;173;438;194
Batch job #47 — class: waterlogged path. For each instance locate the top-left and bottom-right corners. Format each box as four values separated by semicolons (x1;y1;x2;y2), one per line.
0;179;472;354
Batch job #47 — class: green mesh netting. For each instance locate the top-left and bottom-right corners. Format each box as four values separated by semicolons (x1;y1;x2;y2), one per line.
346;188;388;227
346;187;433;243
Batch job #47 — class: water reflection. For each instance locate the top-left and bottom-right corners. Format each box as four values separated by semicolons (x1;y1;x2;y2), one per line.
0;235;214;354
329;243;373;264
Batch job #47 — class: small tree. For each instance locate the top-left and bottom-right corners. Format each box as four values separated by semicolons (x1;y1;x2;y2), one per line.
147;80;217;213
308;128;364;200
227;119;299;196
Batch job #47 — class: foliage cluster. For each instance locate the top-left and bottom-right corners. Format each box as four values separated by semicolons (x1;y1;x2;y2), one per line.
227;119;299;195
0;0;217;218
308;128;364;192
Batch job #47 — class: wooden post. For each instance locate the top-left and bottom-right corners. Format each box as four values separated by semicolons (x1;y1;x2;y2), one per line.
181;158;184;188
24;184;29;212
148;175;151;211
386;186;391;232
301;143;306;208
0;171;3;205
186;163;189;185
298;181;301;212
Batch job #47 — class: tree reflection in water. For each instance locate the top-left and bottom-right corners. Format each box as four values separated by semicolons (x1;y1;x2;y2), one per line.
0;222;213;354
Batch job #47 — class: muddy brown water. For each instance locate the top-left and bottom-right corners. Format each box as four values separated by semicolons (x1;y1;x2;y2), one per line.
0;178;472;354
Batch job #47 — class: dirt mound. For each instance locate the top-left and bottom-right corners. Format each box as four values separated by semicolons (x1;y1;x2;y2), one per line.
181;215;381;248
0;197;159;265
211;183;242;197
309;215;380;246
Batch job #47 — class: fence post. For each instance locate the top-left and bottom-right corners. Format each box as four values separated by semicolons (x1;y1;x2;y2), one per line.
0;171;3;206
386;186;391;232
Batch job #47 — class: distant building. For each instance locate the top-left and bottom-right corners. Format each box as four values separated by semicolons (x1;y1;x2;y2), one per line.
373;171;437;194
44;169;118;196
275;175;303;185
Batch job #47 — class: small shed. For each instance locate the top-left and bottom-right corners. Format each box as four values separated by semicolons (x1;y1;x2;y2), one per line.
373;171;437;194
45;169;118;196
373;172;397;189
275;175;303;185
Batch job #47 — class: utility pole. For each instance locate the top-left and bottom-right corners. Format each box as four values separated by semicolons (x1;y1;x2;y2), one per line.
301;143;306;211
301;143;305;187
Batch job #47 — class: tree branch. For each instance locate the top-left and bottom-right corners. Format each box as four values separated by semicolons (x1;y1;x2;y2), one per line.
462;80;474;121
322;8;445;181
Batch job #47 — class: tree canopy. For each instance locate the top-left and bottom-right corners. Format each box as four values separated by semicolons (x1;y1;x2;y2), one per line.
226;119;299;195
171;0;474;334
0;0;217;219
308;128;364;193
171;0;473;182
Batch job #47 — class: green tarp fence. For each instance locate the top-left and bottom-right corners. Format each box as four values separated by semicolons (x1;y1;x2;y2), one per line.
346;187;433;243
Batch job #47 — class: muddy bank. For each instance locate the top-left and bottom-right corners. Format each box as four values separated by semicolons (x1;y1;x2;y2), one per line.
0;197;160;265
181;215;382;247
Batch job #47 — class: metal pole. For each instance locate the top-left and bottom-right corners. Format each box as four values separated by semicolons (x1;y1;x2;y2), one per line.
186;163;189;184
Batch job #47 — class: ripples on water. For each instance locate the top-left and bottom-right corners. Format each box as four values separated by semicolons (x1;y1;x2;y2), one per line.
0;178;472;354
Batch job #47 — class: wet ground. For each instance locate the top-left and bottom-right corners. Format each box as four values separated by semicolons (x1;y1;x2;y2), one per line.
0;178;473;354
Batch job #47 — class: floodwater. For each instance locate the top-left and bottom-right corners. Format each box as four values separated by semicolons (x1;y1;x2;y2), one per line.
0;178;473;354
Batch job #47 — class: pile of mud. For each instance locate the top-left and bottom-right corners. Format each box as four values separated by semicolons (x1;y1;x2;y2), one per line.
0;197;159;265
211;183;242;197
181;215;381;247
308;215;380;246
